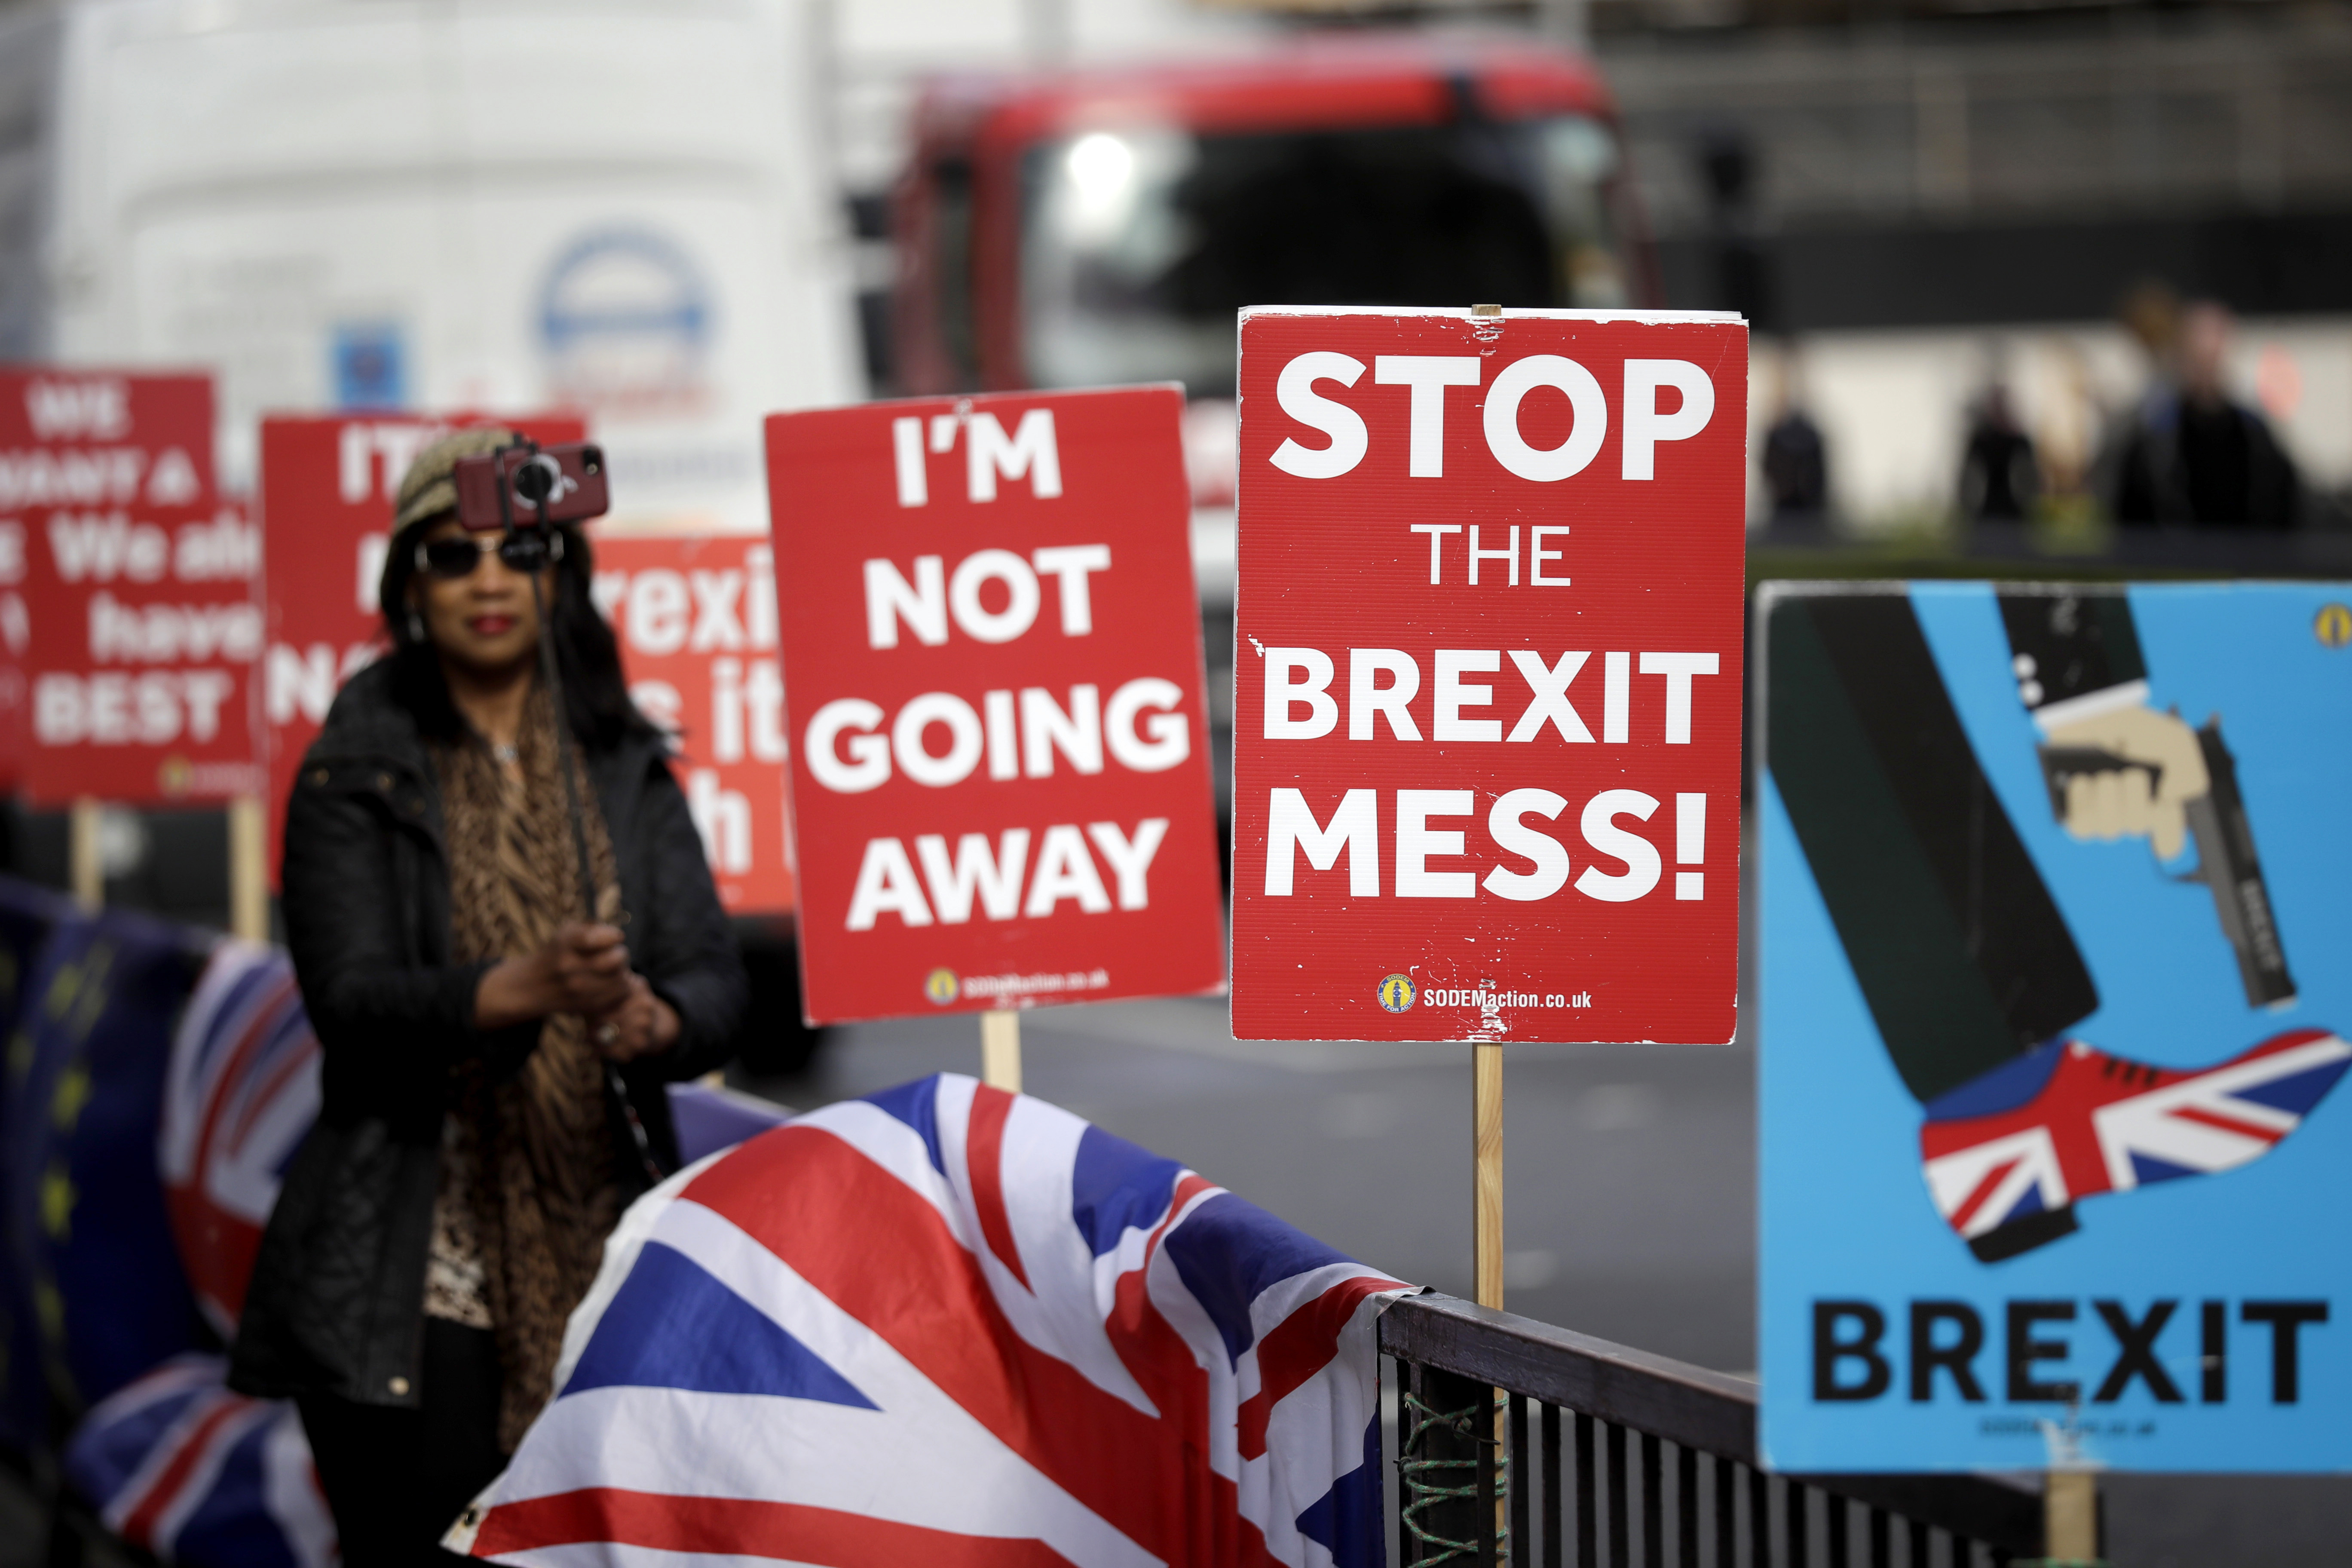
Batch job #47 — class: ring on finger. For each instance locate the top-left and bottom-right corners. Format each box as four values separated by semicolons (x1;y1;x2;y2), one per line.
596;1021;620;1046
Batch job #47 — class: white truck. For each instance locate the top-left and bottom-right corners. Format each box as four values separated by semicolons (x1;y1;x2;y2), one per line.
0;0;862;533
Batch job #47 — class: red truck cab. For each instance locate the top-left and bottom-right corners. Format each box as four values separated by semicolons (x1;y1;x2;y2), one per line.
891;37;1659;428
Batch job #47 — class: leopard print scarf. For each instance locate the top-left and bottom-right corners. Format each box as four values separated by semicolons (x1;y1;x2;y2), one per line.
432;682;625;1451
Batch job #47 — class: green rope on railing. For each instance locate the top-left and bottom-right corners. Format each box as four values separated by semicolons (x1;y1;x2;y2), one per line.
1396;1391;1510;1565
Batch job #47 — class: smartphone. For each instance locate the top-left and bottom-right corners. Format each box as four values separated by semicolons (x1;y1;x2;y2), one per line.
452;442;609;529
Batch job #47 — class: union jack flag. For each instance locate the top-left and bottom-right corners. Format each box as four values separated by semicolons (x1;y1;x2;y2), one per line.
62;1353;335;1568
1922;1028;2352;1243
158;941;321;1338
447;1073;1412;1567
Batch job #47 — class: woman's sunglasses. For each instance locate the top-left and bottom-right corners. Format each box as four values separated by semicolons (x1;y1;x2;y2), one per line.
414;529;564;581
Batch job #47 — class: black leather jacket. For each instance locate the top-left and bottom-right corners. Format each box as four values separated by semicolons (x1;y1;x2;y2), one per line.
229;660;746;1409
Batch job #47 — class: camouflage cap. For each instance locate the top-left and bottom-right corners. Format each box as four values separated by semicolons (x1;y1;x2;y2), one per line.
391;426;520;534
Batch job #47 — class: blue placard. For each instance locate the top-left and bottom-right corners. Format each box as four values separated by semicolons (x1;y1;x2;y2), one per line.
0;902;205;1437
1759;581;2352;1472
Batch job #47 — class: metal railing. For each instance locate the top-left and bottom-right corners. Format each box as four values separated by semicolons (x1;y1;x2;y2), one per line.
1380;1293;2043;1566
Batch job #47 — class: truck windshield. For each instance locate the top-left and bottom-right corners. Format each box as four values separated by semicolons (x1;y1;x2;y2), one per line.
1020;116;1630;397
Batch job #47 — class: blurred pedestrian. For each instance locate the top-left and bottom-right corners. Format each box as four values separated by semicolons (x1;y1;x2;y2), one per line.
2109;299;2301;528
231;428;746;1565
1761;345;1829;524
1957;380;2039;523
1764;408;1828;521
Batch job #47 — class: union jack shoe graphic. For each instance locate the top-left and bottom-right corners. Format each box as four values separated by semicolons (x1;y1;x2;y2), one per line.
1920;1028;2352;1262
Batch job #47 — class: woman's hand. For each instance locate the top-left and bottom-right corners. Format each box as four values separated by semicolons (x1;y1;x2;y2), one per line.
589;974;682;1063
474;922;634;1028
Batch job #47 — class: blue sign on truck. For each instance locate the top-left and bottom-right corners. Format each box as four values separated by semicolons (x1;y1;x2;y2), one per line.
1759;581;2352;1472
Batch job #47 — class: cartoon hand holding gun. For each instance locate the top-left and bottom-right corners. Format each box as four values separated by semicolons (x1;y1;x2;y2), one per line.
2005;592;2296;1010
2040;704;2209;860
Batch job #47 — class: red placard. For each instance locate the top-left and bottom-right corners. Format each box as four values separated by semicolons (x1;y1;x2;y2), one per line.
0;469;23;794
1230;308;1748;1044
3;369;259;805
590;535;795;914
258;413;584;878
766;386;1224;1023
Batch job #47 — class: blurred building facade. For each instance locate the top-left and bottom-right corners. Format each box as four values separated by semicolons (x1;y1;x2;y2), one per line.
0;0;864;531
1594;0;2352;526
822;0;2352;530
1;0;2343;531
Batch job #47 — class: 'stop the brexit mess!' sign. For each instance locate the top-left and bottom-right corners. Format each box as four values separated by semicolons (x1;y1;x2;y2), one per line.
766;386;1225;1023
3;371;259;807
1229;308;1749;1045
1760;581;2352;1472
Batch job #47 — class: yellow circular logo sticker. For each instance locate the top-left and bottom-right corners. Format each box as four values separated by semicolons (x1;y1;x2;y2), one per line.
1377;973;1417;1014
2316;602;2352;650
923;968;959;1005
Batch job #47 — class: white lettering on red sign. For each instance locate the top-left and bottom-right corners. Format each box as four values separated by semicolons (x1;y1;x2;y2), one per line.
1230;307;1747;1044
769;387;1224;1022
2;371;259;802
589;537;794;910
889;409;1064;508
1270;349;1717;484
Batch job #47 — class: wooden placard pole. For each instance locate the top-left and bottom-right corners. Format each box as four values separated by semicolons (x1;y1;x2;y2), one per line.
981;1010;1022;1093
2045;1470;2097;1563
1474;1039;1508;1538
227;794;269;943
68;796;104;913
1473;1041;1504;1311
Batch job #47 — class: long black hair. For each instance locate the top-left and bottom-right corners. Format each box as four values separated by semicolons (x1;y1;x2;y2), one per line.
377;518;662;753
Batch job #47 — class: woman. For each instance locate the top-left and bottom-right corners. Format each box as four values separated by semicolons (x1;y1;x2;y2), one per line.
232;429;747;1563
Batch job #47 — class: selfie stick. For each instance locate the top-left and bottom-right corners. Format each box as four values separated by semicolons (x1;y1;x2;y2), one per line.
499;442;666;1186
